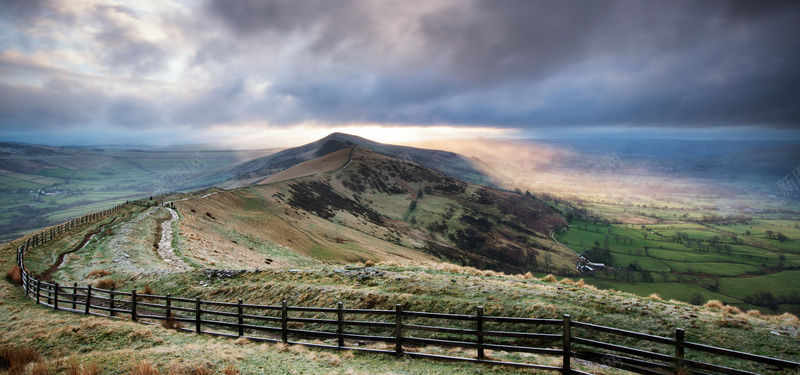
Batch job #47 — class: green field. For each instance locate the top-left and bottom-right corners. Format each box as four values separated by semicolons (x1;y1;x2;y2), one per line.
553;186;800;315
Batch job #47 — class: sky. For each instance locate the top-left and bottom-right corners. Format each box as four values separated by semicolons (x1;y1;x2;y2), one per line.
1;0;799;146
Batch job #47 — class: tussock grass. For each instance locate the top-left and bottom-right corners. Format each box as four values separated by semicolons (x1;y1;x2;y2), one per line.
0;345;40;375
67;362;100;375
722;305;742;315
86;269;112;279
129;361;159;375
161;312;183;331
703;300;724;309
647;293;662;301
776;312;800;325
542;274;557;283
95;278;117;290
5;265;21;286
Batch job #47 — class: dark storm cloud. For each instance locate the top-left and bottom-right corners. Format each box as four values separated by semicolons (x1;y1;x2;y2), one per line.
0;79;102;129
201;0;800;129
1;0;799;140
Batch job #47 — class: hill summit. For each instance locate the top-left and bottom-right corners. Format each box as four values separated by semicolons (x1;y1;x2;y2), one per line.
219;132;494;189
178;145;575;274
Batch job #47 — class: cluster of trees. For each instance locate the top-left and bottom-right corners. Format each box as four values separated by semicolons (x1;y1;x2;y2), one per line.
744;290;800;311
765;230;790;242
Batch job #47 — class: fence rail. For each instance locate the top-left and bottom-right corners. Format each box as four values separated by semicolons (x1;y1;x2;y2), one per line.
11;197;800;375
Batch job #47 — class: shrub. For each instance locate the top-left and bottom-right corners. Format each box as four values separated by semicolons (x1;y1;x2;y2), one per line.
5;265;22;286
0;346;40;375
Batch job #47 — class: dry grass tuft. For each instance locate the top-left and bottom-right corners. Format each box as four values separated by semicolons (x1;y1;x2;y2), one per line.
558;277;575;286
141;285;154;296
289;344;308;355
647;293;662;301
703;300;724;310
776;312;800;325
68;363;100;375
746;309;762;318
94;278;117;290
30;361;49;375
5;265;22;286
222;364;239;375
233;337;250;346
162;312;183;330
129;361;160;375
364;260;375;267
86;269;112;279
522;272;534;280
0;346;40;374
542;274;557;283
189;364;211;375
722;305;742;315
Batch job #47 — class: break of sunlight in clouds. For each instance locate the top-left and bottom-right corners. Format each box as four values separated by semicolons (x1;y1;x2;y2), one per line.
0;0;799;145
213;124;519;149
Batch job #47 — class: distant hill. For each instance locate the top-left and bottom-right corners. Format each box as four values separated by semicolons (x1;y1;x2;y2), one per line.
218;133;495;189
0;142;275;241
178;146;575;274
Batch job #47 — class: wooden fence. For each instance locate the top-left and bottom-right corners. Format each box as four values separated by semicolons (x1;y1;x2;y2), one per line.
11;199;800;375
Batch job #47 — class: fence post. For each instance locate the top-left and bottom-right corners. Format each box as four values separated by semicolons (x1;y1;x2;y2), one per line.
195;297;201;333
563;314;571;374
477;306;485;361
85;285;92;315
675;328;685;373
131;289;137;322
165;294;172;322
24;271;30;297
237;299;244;337
72;282;78;310
109;286;115;317
281;300;288;344
35;278;40;305
53;283;59;310
395;304;403;356
337;302;344;348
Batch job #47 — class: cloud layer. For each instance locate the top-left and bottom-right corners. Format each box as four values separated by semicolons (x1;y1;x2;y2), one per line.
1;0;799;143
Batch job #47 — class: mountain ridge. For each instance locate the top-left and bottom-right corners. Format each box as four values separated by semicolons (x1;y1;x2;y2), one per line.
218;133;495;189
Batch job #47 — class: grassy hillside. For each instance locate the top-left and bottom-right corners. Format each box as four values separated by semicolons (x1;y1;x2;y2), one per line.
3;216;799;373
0;143;276;242
178;146;574;275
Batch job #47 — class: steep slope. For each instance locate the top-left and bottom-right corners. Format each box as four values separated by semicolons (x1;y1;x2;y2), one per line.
219;132;494;189
178;146;575;274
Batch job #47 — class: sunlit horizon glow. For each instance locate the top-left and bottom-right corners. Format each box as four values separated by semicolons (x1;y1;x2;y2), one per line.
1;1;799;145
211;124;521;149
